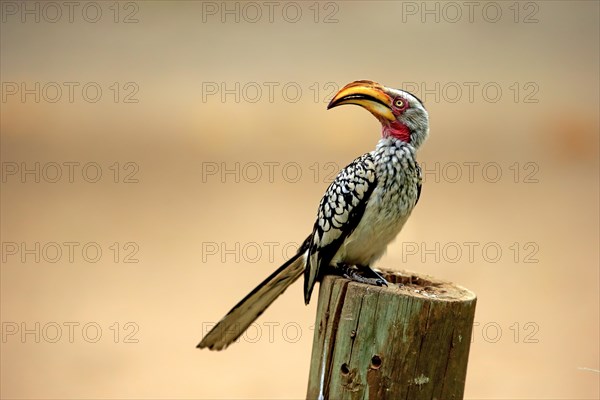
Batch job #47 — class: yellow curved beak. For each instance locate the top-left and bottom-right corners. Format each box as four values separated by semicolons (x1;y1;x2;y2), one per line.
327;80;395;122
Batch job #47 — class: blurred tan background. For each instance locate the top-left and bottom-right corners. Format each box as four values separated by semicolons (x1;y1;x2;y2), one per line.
1;1;598;399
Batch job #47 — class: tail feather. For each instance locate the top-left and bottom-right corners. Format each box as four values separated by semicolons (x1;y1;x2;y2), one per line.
197;251;307;350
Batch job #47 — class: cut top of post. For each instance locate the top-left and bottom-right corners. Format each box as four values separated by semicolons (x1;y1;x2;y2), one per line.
380;269;476;303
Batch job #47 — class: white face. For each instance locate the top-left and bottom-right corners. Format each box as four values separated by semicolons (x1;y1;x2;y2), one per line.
383;87;430;149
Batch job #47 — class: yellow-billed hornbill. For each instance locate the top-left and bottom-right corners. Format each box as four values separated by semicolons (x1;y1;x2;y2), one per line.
198;80;429;350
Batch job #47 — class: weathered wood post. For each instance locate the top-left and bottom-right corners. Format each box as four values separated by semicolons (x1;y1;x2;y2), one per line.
306;269;476;400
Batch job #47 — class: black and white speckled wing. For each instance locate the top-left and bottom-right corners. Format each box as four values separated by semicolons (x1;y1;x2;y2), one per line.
303;153;377;304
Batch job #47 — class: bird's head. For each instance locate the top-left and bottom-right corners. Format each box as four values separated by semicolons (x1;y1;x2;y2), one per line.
327;80;429;149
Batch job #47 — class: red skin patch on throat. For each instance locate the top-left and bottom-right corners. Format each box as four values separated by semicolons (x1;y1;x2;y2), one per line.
382;121;410;143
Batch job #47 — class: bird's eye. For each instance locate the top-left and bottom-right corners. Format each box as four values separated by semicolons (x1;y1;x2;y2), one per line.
394;99;405;108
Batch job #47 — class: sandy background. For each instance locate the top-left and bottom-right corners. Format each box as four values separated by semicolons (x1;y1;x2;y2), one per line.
1;1;598;399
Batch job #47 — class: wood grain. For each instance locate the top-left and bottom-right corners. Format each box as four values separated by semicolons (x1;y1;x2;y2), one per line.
306;269;477;400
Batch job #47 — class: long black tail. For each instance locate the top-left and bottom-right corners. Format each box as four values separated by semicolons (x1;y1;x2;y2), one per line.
197;239;310;350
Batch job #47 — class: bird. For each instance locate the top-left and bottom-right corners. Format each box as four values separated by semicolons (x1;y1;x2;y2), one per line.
197;80;429;350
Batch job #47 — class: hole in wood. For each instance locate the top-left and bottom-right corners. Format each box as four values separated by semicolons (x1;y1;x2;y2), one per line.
370;355;382;369
341;363;350;375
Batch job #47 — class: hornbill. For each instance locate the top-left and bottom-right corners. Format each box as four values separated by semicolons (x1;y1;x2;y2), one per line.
198;80;429;350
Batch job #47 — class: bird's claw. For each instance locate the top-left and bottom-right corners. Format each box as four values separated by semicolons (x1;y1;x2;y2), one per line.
337;264;389;288
375;278;388;287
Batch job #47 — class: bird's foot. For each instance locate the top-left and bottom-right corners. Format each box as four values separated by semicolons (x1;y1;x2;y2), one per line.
336;264;389;287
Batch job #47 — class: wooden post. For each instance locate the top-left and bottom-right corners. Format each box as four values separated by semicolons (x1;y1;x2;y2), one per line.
306;269;477;400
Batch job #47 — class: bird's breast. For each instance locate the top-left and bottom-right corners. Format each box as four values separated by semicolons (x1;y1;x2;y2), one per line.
333;139;421;267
